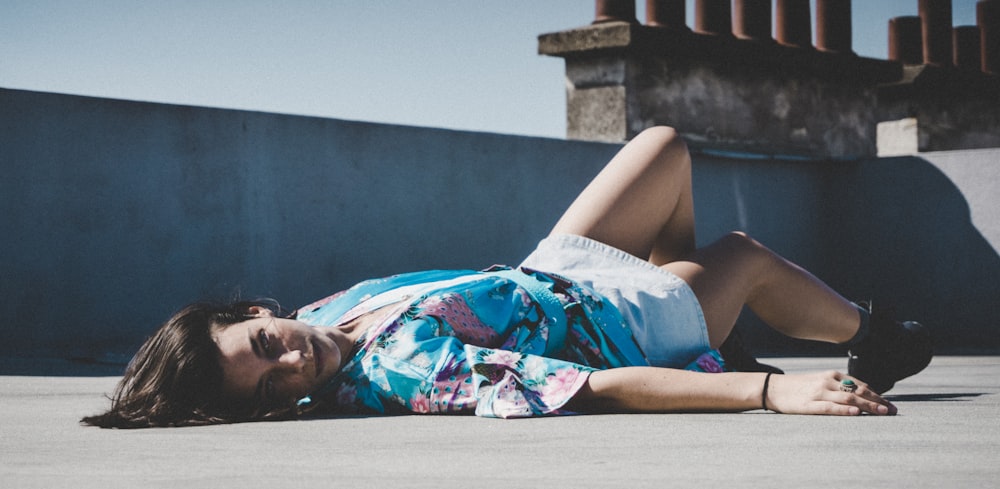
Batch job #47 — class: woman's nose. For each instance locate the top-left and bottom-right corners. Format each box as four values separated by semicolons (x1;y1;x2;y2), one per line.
276;350;305;371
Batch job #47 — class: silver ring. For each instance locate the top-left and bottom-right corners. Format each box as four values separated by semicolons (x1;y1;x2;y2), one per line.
839;379;858;393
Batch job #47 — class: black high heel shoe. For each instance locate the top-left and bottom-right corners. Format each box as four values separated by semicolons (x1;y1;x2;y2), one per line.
847;302;933;394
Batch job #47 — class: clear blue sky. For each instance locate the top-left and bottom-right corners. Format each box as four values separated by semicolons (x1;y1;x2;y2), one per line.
1;1;980;139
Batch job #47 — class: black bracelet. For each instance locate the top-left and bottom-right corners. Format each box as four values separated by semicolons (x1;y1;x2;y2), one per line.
761;372;774;411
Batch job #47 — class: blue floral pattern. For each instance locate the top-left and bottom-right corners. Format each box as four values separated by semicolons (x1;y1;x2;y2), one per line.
294;267;723;418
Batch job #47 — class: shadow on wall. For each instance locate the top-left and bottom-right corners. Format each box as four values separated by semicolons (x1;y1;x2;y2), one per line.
733;155;1000;356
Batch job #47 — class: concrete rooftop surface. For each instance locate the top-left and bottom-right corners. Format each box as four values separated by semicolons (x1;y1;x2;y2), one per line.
2;356;998;488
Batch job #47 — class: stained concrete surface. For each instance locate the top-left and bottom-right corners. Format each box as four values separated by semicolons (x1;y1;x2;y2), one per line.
2;356;998;488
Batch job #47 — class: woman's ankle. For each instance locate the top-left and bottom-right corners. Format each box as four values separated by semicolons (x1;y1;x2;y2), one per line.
841;302;871;347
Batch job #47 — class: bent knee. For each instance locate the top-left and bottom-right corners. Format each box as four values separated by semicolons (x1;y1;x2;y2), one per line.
639;125;679;139
721;230;753;244
632;126;690;174
637;126;685;150
719;231;771;257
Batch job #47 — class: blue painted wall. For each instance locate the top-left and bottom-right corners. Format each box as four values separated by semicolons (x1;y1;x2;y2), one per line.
2;88;997;371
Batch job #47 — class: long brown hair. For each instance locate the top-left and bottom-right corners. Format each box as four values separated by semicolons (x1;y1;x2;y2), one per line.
81;300;294;428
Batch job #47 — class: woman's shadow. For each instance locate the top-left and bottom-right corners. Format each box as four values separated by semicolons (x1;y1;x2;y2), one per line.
885;392;986;402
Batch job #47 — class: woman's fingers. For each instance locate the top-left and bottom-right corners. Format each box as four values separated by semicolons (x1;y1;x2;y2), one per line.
830;373;898;416
772;371;898;416
816;400;862;416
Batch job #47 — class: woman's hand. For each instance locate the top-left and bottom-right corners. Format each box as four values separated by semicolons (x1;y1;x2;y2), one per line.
765;370;897;416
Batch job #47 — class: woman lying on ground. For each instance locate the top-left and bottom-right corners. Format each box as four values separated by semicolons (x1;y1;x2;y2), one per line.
82;126;932;428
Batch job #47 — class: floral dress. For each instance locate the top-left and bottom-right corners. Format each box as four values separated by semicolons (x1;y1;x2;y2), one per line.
294;267;723;418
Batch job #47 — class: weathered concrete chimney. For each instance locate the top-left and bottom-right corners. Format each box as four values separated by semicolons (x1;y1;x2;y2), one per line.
539;0;898;158
540;0;1000;157
878;0;1000;154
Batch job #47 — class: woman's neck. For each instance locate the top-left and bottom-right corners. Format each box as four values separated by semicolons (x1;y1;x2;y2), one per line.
332;302;403;361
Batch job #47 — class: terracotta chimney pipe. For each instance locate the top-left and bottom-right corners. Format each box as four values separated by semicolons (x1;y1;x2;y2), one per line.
694;0;733;37
981;0;1000;74
920;0;953;66
646;0;689;30
776;0;813;48
889;16;924;65
733;0;772;42
816;0;853;54
953;26;982;70
594;0;637;24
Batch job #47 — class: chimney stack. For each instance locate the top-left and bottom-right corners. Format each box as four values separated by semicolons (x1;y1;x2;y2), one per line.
920;0;954;67
694;0;733;37
889;16;924;65
816;0;854;54
539;1;998;155
733;0;773;42
981;0;1000;75
646;0;688;31
594;0;636;23
776;0;813;48
953;26;983;70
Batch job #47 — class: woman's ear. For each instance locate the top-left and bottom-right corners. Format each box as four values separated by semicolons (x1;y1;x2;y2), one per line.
246;306;274;318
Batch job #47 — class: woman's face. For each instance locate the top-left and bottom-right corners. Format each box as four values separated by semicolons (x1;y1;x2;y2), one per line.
212;307;342;409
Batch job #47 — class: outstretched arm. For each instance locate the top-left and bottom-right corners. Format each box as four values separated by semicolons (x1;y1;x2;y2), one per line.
568;367;896;416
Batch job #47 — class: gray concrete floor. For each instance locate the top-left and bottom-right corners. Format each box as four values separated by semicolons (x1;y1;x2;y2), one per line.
2;356;998;488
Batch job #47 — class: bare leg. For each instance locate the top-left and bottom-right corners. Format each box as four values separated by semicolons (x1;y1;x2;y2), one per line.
662;232;861;348
553;126;861;350
551;126;696;264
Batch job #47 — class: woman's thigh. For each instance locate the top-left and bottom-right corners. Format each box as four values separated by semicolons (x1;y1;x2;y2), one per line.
659;232;764;348
550;126;695;262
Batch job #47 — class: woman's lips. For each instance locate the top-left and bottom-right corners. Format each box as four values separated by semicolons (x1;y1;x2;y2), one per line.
312;338;324;379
